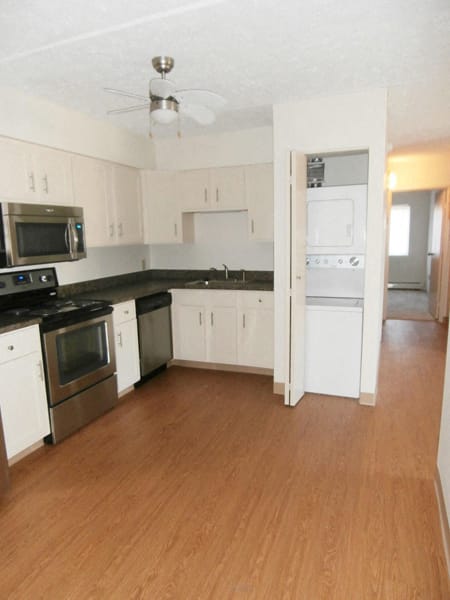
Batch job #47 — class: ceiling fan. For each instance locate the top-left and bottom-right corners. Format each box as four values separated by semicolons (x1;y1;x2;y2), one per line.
105;56;226;129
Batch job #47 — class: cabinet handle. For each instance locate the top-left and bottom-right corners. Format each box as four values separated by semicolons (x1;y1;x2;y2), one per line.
124;310;129;315
243;314;246;328
43;174;49;194
118;223;124;237
117;332;123;347
174;223;178;237
37;361;44;381
109;224;114;238
28;172;35;192
204;188;208;204
251;219;255;234
211;312;214;326
7;345;14;351
199;312;202;326
216;188;219;203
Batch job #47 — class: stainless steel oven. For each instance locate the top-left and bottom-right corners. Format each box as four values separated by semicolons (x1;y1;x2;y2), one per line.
41;311;117;444
0;267;118;445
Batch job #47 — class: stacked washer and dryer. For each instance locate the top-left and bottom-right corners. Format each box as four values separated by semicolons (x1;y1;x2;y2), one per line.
305;184;367;399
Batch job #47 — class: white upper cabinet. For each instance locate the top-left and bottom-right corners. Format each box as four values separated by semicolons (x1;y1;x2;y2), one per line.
111;164;143;245
0;138;34;201
141;170;193;244
0;137;73;205
71;155;112;247
176;169;210;211
245;164;274;241
209;166;246;211
177;166;246;212
72;157;143;248
31;146;73;205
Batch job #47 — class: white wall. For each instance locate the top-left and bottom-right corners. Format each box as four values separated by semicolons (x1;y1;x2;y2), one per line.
0;246;150;286
388;191;431;287
388;149;450;192
55;246;149;285
0;85;154;169
150;212;273;270
273;89;388;400
154;126;273;170
150;126;274;270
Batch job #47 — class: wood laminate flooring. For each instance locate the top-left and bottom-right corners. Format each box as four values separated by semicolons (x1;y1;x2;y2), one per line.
1;320;449;599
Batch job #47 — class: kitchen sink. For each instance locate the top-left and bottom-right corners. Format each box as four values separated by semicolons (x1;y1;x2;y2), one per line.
185;279;248;290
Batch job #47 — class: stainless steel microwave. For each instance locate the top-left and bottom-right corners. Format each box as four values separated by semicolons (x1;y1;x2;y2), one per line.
0;202;86;267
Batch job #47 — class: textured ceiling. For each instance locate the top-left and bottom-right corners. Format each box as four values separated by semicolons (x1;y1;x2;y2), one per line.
1;0;449;148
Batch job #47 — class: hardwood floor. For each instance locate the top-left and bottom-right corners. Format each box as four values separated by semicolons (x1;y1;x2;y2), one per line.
1;320;449;599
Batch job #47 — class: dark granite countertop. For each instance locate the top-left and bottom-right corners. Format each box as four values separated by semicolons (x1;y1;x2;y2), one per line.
0;316;42;336
0;270;273;334
59;269;274;305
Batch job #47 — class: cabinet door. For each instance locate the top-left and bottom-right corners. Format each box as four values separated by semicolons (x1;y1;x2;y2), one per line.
0;352;50;459
115;319;140;393
32;146;73;205
207;306;237;364
245;164;274;241
210;166;246;210
238;308;274;368
0;137;34;201
172;304;206;361
142;170;182;244
176;169;210;211
112;165;143;245
72;155;113;247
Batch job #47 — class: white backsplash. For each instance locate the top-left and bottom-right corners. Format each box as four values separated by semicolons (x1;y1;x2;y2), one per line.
149;211;274;270
54;245;149;285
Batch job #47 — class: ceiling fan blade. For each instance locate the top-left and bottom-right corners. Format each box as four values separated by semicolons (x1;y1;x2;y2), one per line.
107;103;149;115
174;89;226;110
104;88;149;101
150;78;177;99
179;103;216;125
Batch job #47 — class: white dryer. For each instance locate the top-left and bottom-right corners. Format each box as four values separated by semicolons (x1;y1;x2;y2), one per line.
307;184;367;255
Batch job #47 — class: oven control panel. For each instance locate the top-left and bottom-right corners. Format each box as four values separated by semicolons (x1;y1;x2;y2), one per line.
0;267;57;296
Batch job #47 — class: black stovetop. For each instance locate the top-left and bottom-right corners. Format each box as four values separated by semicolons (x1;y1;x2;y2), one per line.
0;267;112;329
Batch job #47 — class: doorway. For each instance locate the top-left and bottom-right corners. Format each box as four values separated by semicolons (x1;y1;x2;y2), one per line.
386;188;448;321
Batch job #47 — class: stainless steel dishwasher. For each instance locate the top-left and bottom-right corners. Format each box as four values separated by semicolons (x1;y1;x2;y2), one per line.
135;292;173;380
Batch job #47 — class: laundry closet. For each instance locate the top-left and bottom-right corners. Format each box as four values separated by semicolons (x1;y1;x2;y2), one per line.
286;151;368;405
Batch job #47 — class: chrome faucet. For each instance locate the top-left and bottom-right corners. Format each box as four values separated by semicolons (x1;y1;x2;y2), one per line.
222;263;229;280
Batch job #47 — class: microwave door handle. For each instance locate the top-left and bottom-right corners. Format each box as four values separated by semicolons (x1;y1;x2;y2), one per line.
64;224;71;253
69;221;78;259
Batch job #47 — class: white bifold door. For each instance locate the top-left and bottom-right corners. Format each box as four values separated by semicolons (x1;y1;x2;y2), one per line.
285;152;307;407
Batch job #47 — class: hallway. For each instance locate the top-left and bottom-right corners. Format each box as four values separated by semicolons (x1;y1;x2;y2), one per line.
0;320;449;598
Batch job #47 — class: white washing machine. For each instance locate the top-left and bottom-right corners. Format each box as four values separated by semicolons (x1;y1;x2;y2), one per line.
305;297;363;398
305;254;364;399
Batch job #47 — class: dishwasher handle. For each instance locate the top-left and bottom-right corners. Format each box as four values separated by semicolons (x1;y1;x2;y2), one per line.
136;292;172;315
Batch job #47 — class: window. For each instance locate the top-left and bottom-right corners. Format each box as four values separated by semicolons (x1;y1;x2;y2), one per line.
389;204;410;256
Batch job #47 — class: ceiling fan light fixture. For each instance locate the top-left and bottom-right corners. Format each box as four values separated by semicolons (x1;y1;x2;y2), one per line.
150;98;178;124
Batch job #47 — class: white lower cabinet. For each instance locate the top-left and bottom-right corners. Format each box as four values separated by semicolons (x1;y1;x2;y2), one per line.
113;301;140;393
171;289;273;369
0;325;50;460
237;291;274;368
